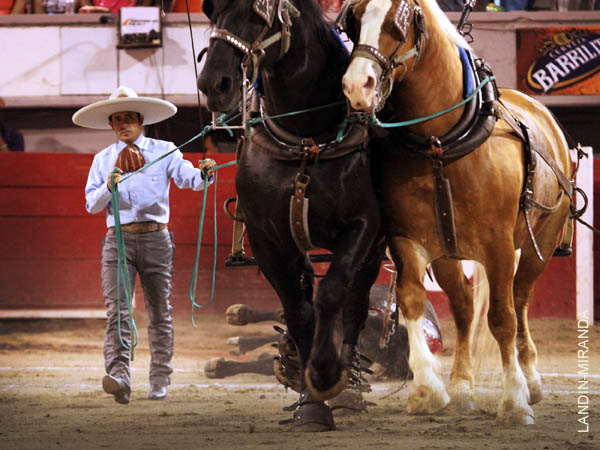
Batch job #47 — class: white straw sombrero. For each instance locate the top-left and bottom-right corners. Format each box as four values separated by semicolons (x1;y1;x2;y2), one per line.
72;86;177;129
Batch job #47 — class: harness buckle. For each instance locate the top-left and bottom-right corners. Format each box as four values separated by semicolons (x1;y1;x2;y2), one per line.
295;172;310;186
427;137;443;158
301;137;321;159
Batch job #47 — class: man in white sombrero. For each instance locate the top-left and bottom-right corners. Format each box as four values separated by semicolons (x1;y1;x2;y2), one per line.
75;86;216;405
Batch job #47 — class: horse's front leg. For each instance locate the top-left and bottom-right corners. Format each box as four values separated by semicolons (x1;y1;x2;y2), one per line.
305;224;382;401
244;226;334;430
389;237;450;414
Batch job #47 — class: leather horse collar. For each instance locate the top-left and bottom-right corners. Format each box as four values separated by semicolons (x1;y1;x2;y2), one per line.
251;96;369;162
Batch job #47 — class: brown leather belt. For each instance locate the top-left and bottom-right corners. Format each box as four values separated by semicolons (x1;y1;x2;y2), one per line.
111;221;167;234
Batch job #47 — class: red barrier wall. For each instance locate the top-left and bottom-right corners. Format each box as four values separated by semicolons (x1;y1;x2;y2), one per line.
0;152;588;319
0;152;280;316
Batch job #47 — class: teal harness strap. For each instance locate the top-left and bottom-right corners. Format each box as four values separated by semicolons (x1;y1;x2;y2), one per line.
370;76;495;129
110;169;139;360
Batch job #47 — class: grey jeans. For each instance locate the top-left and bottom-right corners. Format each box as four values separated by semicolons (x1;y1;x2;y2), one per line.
101;228;175;389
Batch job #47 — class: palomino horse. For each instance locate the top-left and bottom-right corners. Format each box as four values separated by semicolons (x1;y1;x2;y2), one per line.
342;0;573;425
198;0;384;430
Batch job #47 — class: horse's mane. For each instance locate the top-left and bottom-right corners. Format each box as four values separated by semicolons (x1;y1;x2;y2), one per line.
423;0;471;50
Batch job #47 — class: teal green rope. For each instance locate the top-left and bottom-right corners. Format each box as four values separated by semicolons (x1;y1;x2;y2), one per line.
110;169;139;360
370;76;495;129
111;121;238;333
187;160;238;327
336;115;351;142
215;113;236;137
111;96;359;329
108;107;241;334
188;170;217;325
213;160;237;170
245;100;346;136
119;112;240;185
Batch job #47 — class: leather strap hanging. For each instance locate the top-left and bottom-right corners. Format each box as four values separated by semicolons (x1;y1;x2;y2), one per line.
429;139;459;259
289;140;320;253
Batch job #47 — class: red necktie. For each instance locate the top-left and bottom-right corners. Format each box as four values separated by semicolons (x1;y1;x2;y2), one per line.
115;144;146;173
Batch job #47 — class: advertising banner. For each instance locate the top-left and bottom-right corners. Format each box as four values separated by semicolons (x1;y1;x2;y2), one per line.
517;27;600;95
118;6;162;49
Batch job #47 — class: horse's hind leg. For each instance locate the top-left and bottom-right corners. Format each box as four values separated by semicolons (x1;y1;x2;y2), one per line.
249;243;315;369
514;200;571;406
484;244;534;425
342;237;384;366
431;257;475;412
389;237;450;414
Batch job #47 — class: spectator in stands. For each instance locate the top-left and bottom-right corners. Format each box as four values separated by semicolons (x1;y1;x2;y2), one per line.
505;0;532;9
484;0;533;10
437;0;464;10
489;0;597;9
0;99;24;152
1;0;14;13
8;0;87;13
74;86;216;405
571;0;596;8
79;0;135;14
4;0;27;13
78;0;173;14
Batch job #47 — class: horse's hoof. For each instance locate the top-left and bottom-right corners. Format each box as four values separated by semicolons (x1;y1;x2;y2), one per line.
406;384;450;414
204;357;226;379
225;304;250;326
327;387;369;416
496;400;535;425
305;367;348;402
291;404;336;432
528;387;543;405
448;381;476;413
527;379;544;405
290;393;335;432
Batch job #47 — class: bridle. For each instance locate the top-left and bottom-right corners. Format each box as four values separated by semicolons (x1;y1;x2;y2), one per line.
341;0;428;112
207;0;301;85
198;0;300;130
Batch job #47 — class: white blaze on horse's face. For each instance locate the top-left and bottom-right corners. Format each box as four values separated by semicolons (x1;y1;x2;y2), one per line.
342;0;392;111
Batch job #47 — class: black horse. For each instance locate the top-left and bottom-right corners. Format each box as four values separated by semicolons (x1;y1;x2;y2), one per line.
198;0;383;431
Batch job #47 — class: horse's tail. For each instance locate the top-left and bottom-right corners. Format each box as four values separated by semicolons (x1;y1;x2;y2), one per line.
470;259;503;383
469;261;489;352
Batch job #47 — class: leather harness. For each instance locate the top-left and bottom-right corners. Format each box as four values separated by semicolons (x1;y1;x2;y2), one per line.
249;97;370;253
211;0;370;255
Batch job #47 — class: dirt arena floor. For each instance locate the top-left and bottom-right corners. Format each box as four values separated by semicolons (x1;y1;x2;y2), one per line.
0;313;597;450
